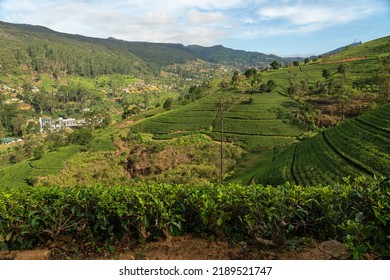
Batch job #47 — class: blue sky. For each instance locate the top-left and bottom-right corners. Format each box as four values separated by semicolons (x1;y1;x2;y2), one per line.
0;0;389;56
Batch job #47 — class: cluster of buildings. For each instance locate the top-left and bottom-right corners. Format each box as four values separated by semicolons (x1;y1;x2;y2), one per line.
122;81;167;94
0;117;83;146
39;117;82;132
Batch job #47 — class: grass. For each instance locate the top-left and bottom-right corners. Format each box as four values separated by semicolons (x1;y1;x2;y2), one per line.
256;145;296;186
29;145;81;172
261;37;388;95
129;107;165;121
127;87;305;185
324;118;390;176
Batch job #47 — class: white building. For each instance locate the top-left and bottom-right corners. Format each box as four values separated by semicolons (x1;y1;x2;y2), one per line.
59;118;77;128
39;118;52;132
39;117;79;132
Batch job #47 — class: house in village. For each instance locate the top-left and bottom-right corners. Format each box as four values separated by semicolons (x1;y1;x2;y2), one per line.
39;118;52;132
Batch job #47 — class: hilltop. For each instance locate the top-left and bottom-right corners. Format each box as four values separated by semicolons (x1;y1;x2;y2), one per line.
310;41;362;59
321;35;390;62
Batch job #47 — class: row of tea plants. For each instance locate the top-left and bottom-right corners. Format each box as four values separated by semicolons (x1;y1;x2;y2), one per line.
0;177;388;259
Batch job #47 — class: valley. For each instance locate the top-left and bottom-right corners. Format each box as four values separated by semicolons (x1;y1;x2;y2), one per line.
0;21;389;259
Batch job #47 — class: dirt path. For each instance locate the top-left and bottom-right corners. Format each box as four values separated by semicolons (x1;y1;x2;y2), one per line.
118;235;351;260
1;234;354;260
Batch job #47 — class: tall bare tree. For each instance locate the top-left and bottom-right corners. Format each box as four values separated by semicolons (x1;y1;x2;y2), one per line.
217;80;244;184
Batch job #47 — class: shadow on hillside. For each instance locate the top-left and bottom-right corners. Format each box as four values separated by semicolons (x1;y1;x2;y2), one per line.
280;100;298;108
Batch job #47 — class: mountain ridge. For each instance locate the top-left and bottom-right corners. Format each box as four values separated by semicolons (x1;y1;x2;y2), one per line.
0;21;290;72
1;21;389;76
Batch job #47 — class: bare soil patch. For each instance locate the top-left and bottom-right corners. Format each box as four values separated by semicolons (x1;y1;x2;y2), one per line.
12;234;352;260
322;57;366;64
304;93;375;127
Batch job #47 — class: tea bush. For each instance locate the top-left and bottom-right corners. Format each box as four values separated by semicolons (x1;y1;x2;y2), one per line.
0;177;388;258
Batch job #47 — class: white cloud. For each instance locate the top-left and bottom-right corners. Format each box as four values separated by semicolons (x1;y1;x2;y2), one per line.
0;0;236;45
186;10;227;25
257;0;386;31
0;0;388;47
166;0;245;11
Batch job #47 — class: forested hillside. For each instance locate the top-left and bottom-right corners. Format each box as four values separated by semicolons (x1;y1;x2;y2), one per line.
0;21;201;77
0;21;291;77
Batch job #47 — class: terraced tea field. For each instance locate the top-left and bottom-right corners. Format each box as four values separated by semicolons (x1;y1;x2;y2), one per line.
130;91;304;151
0;145;81;189
258;103;390;185
0;127;116;189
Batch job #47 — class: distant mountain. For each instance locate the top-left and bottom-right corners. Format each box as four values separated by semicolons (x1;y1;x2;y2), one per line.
0;21;148;77
0;21;298;77
2;21;386;78
0;21;198;77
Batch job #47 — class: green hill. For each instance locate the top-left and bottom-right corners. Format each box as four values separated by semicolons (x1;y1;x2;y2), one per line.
0;21;198;77
0;21;293;78
130;90;304;151
258;103;390;186
0;21;147;77
315;42;362;58
0;145;82;189
322;36;390;62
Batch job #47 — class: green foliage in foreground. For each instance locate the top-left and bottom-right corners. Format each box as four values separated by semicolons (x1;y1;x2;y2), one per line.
0;177;388;259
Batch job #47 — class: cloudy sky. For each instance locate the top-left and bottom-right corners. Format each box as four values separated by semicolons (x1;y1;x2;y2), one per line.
0;0;389;56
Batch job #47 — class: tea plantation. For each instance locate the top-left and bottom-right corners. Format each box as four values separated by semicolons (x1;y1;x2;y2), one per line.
130;91;303;151
259;103;390;185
